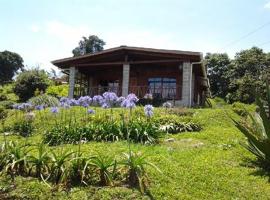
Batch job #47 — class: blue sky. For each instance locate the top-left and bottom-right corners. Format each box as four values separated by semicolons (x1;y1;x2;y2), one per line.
1;0;270;71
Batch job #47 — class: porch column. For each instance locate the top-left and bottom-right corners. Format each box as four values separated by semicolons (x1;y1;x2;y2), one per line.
181;62;192;107
122;63;130;96
68;66;76;98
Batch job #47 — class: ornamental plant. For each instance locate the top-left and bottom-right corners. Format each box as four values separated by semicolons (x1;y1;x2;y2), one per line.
232;82;270;165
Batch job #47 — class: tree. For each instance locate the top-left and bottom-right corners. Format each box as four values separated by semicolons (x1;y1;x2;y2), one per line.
204;53;231;98
72;35;106;56
226;47;270;104
0;51;24;85
13;69;51;101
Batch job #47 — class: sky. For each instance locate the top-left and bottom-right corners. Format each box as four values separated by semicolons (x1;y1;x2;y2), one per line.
1;0;270;72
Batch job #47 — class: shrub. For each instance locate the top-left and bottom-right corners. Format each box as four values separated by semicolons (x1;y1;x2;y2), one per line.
13;69;51;101
13;119;35;137
43;119;160;146
167;108;194;117
46;84;68;98
159;122;202;134
0;100;16;109
28;94;59;107
232;102;249;117
232;82;270;165
121;151;160;193
0;84;18;102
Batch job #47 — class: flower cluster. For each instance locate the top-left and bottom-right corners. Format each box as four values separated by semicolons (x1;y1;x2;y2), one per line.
13;103;33;112
144;104;154;118
12;92;144;115
121;93;139;109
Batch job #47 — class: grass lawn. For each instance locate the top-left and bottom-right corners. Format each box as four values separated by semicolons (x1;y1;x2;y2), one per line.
1;107;270;199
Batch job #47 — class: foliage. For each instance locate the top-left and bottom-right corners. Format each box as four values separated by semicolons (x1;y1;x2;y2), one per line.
90;154;117;186
28;94;59;107
46;84;68;97
0;51;24;85
204;53;231;98
205;47;270;104
72;35;106;56
13;118;35;137
159;122;202;134
13;68;51;101
0;100;16;109
1;106;270;199
232;82;270;165
121;151;160;193
43;119;160;146
0;84;18;102
232;102;249;117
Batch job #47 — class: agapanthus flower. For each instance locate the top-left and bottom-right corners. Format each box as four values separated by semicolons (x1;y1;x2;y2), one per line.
18;103;32;111
117;96;125;104
144;104;154;118
163;101;172;109
87;109;95;114
92;95;104;106
78;96;92;106
60;97;70;104
35;105;44;110
126;93;139;103
103;92;118;103
101;102;110;109
12;104;20;110
69;99;79;106
50;107;59;114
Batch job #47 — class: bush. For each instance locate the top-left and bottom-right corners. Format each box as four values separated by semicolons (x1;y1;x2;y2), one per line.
13;119;35;137
0;84;18;102
46;84;68;97
232;102;248;117
0;100;15;109
159;121;202;134
43;119;160;146
13;69;51;101
28;94;59;107
232;82;270;165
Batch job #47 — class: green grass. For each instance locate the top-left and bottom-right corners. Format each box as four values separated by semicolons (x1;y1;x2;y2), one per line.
1;107;270;199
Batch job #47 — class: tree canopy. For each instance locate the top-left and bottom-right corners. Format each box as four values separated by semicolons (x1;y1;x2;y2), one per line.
13;68;51;102
205;47;270;104
0;51;24;85
72;35;106;56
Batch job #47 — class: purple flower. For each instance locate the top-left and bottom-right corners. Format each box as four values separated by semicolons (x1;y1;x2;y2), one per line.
93;95;104;106
12;104;20;110
50;107;59;114
60;97;70;104
78;96;92;106
35;105;44;110
70;99;79;106
60;102;71;109
117;96;125;104
102;102;110;109
82;102;89;108
126;93;139;103
144;104;154;118
87;109;95;114
17;103;32;111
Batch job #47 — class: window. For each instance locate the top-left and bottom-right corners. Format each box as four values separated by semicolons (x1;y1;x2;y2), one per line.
148;78;177;99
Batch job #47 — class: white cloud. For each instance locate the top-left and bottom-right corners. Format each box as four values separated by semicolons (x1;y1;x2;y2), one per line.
44;20;91;43
264;1;270;9
29;24;40;33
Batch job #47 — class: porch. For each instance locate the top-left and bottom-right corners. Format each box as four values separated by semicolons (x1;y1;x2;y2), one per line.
52;46;210;107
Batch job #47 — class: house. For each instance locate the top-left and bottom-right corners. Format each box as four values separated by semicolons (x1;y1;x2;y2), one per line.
52;46;210;107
